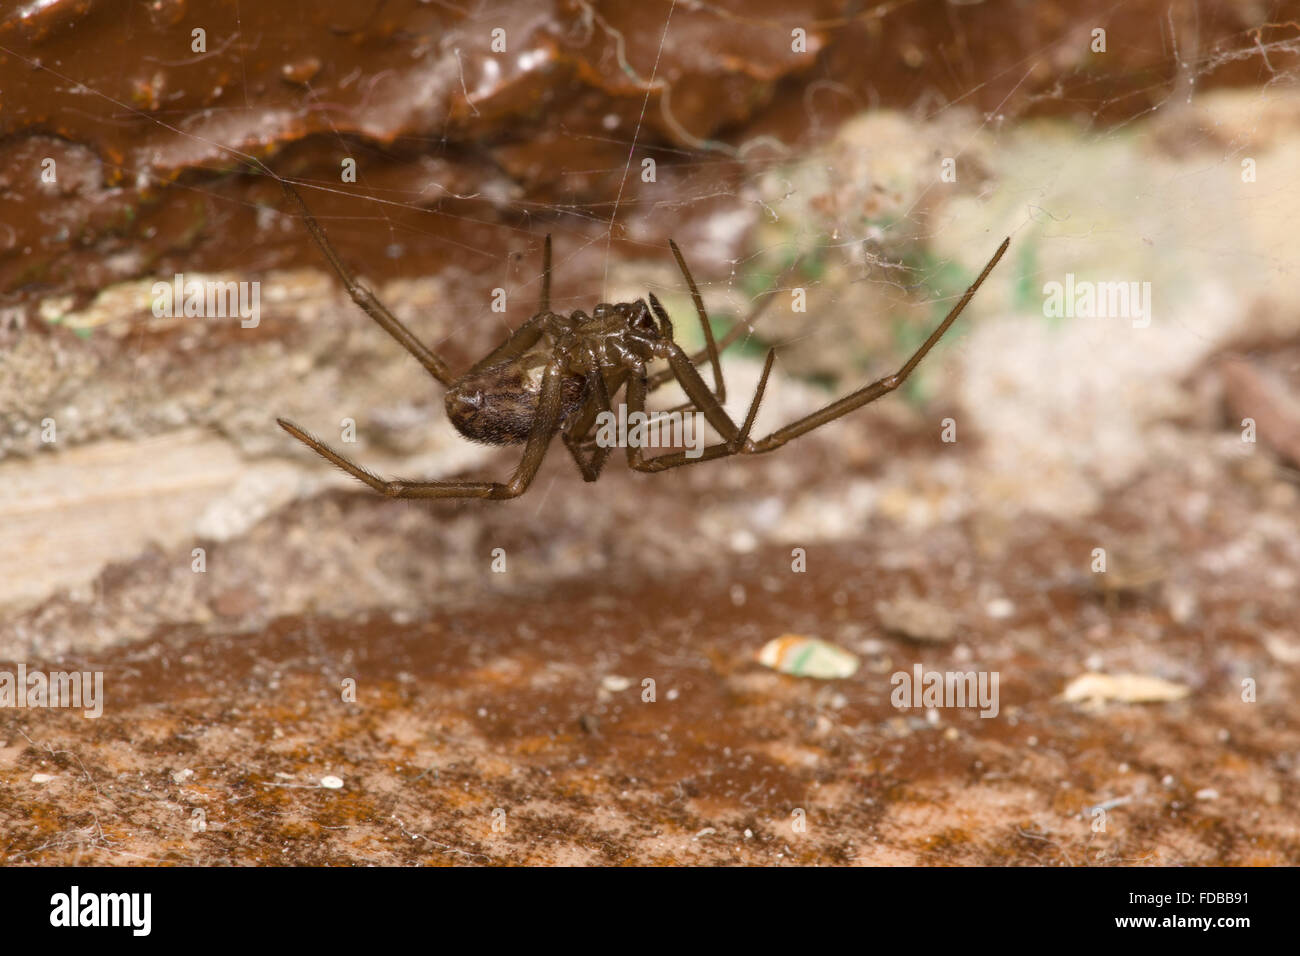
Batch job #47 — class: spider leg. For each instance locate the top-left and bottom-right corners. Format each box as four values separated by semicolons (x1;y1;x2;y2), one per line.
644;293;696;415
465;235;555;375
539;233;551;314
653;339;748;446
279;177;455;386
624;350;775;472
466;312;549;375
748;237;1010;454
645;255;790;395
276;359;566;499
668;239;725;401
562;369;616;481
565;368;628;441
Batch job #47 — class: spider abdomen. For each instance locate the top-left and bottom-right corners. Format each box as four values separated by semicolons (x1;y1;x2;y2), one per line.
445;354;586;445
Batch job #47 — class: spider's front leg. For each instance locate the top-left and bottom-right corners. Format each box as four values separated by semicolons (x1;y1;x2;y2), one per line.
644;246;801;397
745;236;1010;454
277;358;567;499
623;350;775;473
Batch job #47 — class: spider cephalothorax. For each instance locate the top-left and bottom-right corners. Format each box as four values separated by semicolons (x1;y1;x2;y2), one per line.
275;178;1009;500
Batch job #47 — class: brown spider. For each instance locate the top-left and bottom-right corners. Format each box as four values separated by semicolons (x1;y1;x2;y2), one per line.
275;179;1009;499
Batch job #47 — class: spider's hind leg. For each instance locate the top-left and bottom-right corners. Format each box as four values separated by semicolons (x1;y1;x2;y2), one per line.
465;235;557;376
538;233;552;314
278;177;456;387
276;355;568;499
277;418;494;497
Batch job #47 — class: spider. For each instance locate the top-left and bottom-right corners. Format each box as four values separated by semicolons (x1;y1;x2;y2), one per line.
275;179;1009;499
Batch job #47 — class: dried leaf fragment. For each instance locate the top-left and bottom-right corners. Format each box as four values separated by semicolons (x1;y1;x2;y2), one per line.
1061;672;1190;705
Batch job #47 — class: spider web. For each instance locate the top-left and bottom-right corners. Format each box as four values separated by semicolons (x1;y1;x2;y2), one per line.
1;0;1297;513
6;2;1297;375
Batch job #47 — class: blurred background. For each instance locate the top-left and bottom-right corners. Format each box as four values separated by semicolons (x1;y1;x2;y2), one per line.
1;0;1298;865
